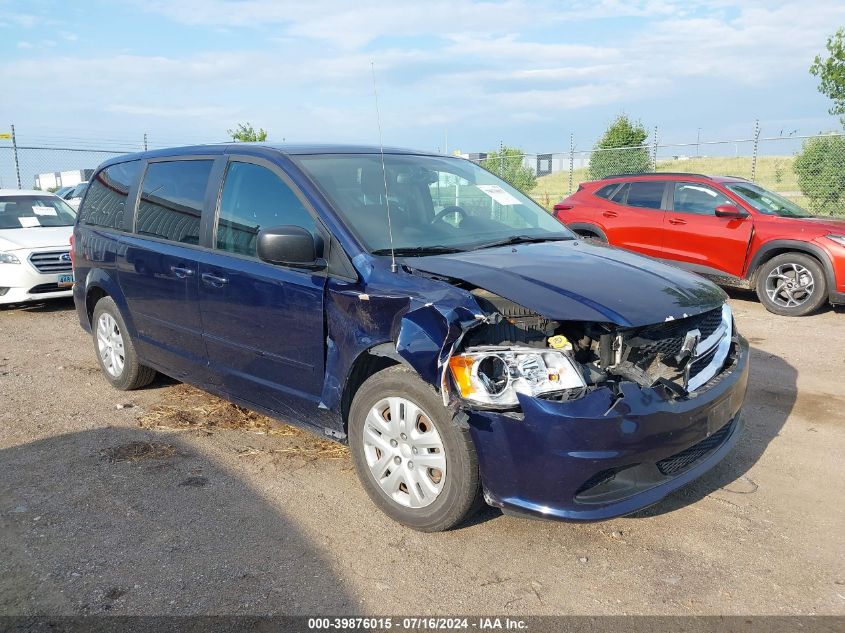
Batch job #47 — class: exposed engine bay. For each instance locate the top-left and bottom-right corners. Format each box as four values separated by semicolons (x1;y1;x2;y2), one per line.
449;289;734;408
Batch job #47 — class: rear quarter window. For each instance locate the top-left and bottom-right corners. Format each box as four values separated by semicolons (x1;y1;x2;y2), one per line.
79;161;141;229
594;183;621;200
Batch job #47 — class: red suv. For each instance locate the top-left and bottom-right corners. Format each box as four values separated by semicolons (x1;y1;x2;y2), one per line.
554;173;845;316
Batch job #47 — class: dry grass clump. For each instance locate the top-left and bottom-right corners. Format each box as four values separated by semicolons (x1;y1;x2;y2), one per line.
100;441;178;463
139;384;348;459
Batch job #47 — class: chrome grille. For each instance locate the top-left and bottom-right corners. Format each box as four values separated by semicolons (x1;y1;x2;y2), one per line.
28;250;72;273
616;305;733;394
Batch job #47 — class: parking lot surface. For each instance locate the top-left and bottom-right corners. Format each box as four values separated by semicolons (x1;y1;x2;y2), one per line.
1;293;843;615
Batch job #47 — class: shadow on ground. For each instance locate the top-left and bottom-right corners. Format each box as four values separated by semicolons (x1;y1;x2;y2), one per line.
0;427;357;615
0;297;77;313
633;345;796;517
724;286;844;315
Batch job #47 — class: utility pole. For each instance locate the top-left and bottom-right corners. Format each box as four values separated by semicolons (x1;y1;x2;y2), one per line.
696;127;701;157
751;119;760;182
568;133;574;194
652;126;659;170
11;124;21;189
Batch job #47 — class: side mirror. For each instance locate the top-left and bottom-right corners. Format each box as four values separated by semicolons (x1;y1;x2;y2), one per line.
714;204;748;219
257;225;318;267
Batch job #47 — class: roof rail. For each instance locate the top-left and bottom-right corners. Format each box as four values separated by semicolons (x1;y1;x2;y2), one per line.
601;172;713;180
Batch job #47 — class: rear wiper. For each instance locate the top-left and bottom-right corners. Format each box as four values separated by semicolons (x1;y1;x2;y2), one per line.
470;234;574;250
371;245;464;256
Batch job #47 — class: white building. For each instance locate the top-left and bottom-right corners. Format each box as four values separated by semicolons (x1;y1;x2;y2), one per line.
34;169;94;191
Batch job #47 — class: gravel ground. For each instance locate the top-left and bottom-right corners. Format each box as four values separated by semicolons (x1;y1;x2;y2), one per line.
1;293;843;616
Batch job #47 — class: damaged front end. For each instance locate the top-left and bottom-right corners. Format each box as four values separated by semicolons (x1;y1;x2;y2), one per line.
444;289;736;411
422;286;749;521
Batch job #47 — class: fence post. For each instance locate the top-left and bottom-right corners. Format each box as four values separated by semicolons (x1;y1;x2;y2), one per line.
143;133;148;151
751;119;760;182
652;126;658;171
568;133;574;194
11;124;21;189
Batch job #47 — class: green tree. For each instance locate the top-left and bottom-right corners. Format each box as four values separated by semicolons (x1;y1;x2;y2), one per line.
794;133;845;215
810;28;845;125
482;146;537;193
589;114;651;180
228;122;268;142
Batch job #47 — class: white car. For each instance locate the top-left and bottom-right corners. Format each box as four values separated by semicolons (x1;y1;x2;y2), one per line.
63;182;88;210
0;189;76;305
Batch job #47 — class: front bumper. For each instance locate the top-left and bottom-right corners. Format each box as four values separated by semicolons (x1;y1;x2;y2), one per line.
0;253;73;305
467;334;750;521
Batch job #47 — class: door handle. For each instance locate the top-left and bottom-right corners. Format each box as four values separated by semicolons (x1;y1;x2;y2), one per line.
201;272;228;288
602;211;618;218
668;218;687;225
170;265;195;279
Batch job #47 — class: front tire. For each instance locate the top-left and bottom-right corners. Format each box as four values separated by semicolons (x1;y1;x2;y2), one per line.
92;296;157;390
755;253;827;316
348;365;483;531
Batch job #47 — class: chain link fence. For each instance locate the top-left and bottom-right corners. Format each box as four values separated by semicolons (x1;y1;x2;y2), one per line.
474;132;845;215
2;129;844;216
0;145;139;192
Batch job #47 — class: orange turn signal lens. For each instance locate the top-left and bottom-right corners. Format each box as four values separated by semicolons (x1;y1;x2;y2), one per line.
448;355;475;397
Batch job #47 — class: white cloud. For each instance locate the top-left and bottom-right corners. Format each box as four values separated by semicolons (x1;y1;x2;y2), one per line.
2;0;843;149
3;12;39;28
106;104;238;118
16;41;32;49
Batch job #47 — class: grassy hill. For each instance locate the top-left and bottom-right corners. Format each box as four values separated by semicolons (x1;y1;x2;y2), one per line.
530;155;803;209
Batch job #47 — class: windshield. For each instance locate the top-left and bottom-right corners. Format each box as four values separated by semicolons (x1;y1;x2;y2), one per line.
295;153;573;254
0;195;77;229
726;182;811;218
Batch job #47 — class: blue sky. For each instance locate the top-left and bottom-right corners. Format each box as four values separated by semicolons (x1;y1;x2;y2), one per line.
1;0;844;154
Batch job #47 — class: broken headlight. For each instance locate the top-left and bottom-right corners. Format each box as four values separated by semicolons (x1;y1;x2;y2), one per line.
448;347;586;406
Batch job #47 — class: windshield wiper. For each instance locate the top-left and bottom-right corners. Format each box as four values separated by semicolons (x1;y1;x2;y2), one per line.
371;245;464;256
470;234;574;251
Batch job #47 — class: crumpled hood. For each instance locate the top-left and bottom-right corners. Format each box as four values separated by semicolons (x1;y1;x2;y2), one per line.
409;240;727;328
0;226;73;251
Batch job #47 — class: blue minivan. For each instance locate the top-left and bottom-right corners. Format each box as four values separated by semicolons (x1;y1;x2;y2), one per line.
73;144;749;531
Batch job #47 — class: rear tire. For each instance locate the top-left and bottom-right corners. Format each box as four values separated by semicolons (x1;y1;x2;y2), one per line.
92;296;157;390
575;230;606;243
755;252;827;316
348;365;483;532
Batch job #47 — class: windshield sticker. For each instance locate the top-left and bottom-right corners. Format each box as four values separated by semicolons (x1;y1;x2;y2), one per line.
18;216;41;228
476;184;521;206
32;205;57;216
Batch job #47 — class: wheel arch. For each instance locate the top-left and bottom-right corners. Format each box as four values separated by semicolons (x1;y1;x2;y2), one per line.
82;268;138;334
747;240;836;296
567;222;608;242
340;343;407;435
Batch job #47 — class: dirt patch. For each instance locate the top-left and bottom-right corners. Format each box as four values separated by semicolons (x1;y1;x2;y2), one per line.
99;441;178;463
793;390;845;425
139;383;349;459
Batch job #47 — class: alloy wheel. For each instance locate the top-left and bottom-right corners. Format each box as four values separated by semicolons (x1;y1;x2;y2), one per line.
765;263;815;309
97;312;125;377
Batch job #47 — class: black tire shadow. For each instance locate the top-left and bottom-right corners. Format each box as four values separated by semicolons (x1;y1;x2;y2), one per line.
631;345;796;517
0;427;357;615
724;286;839;315
0;297;76;313
146;373;181;389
